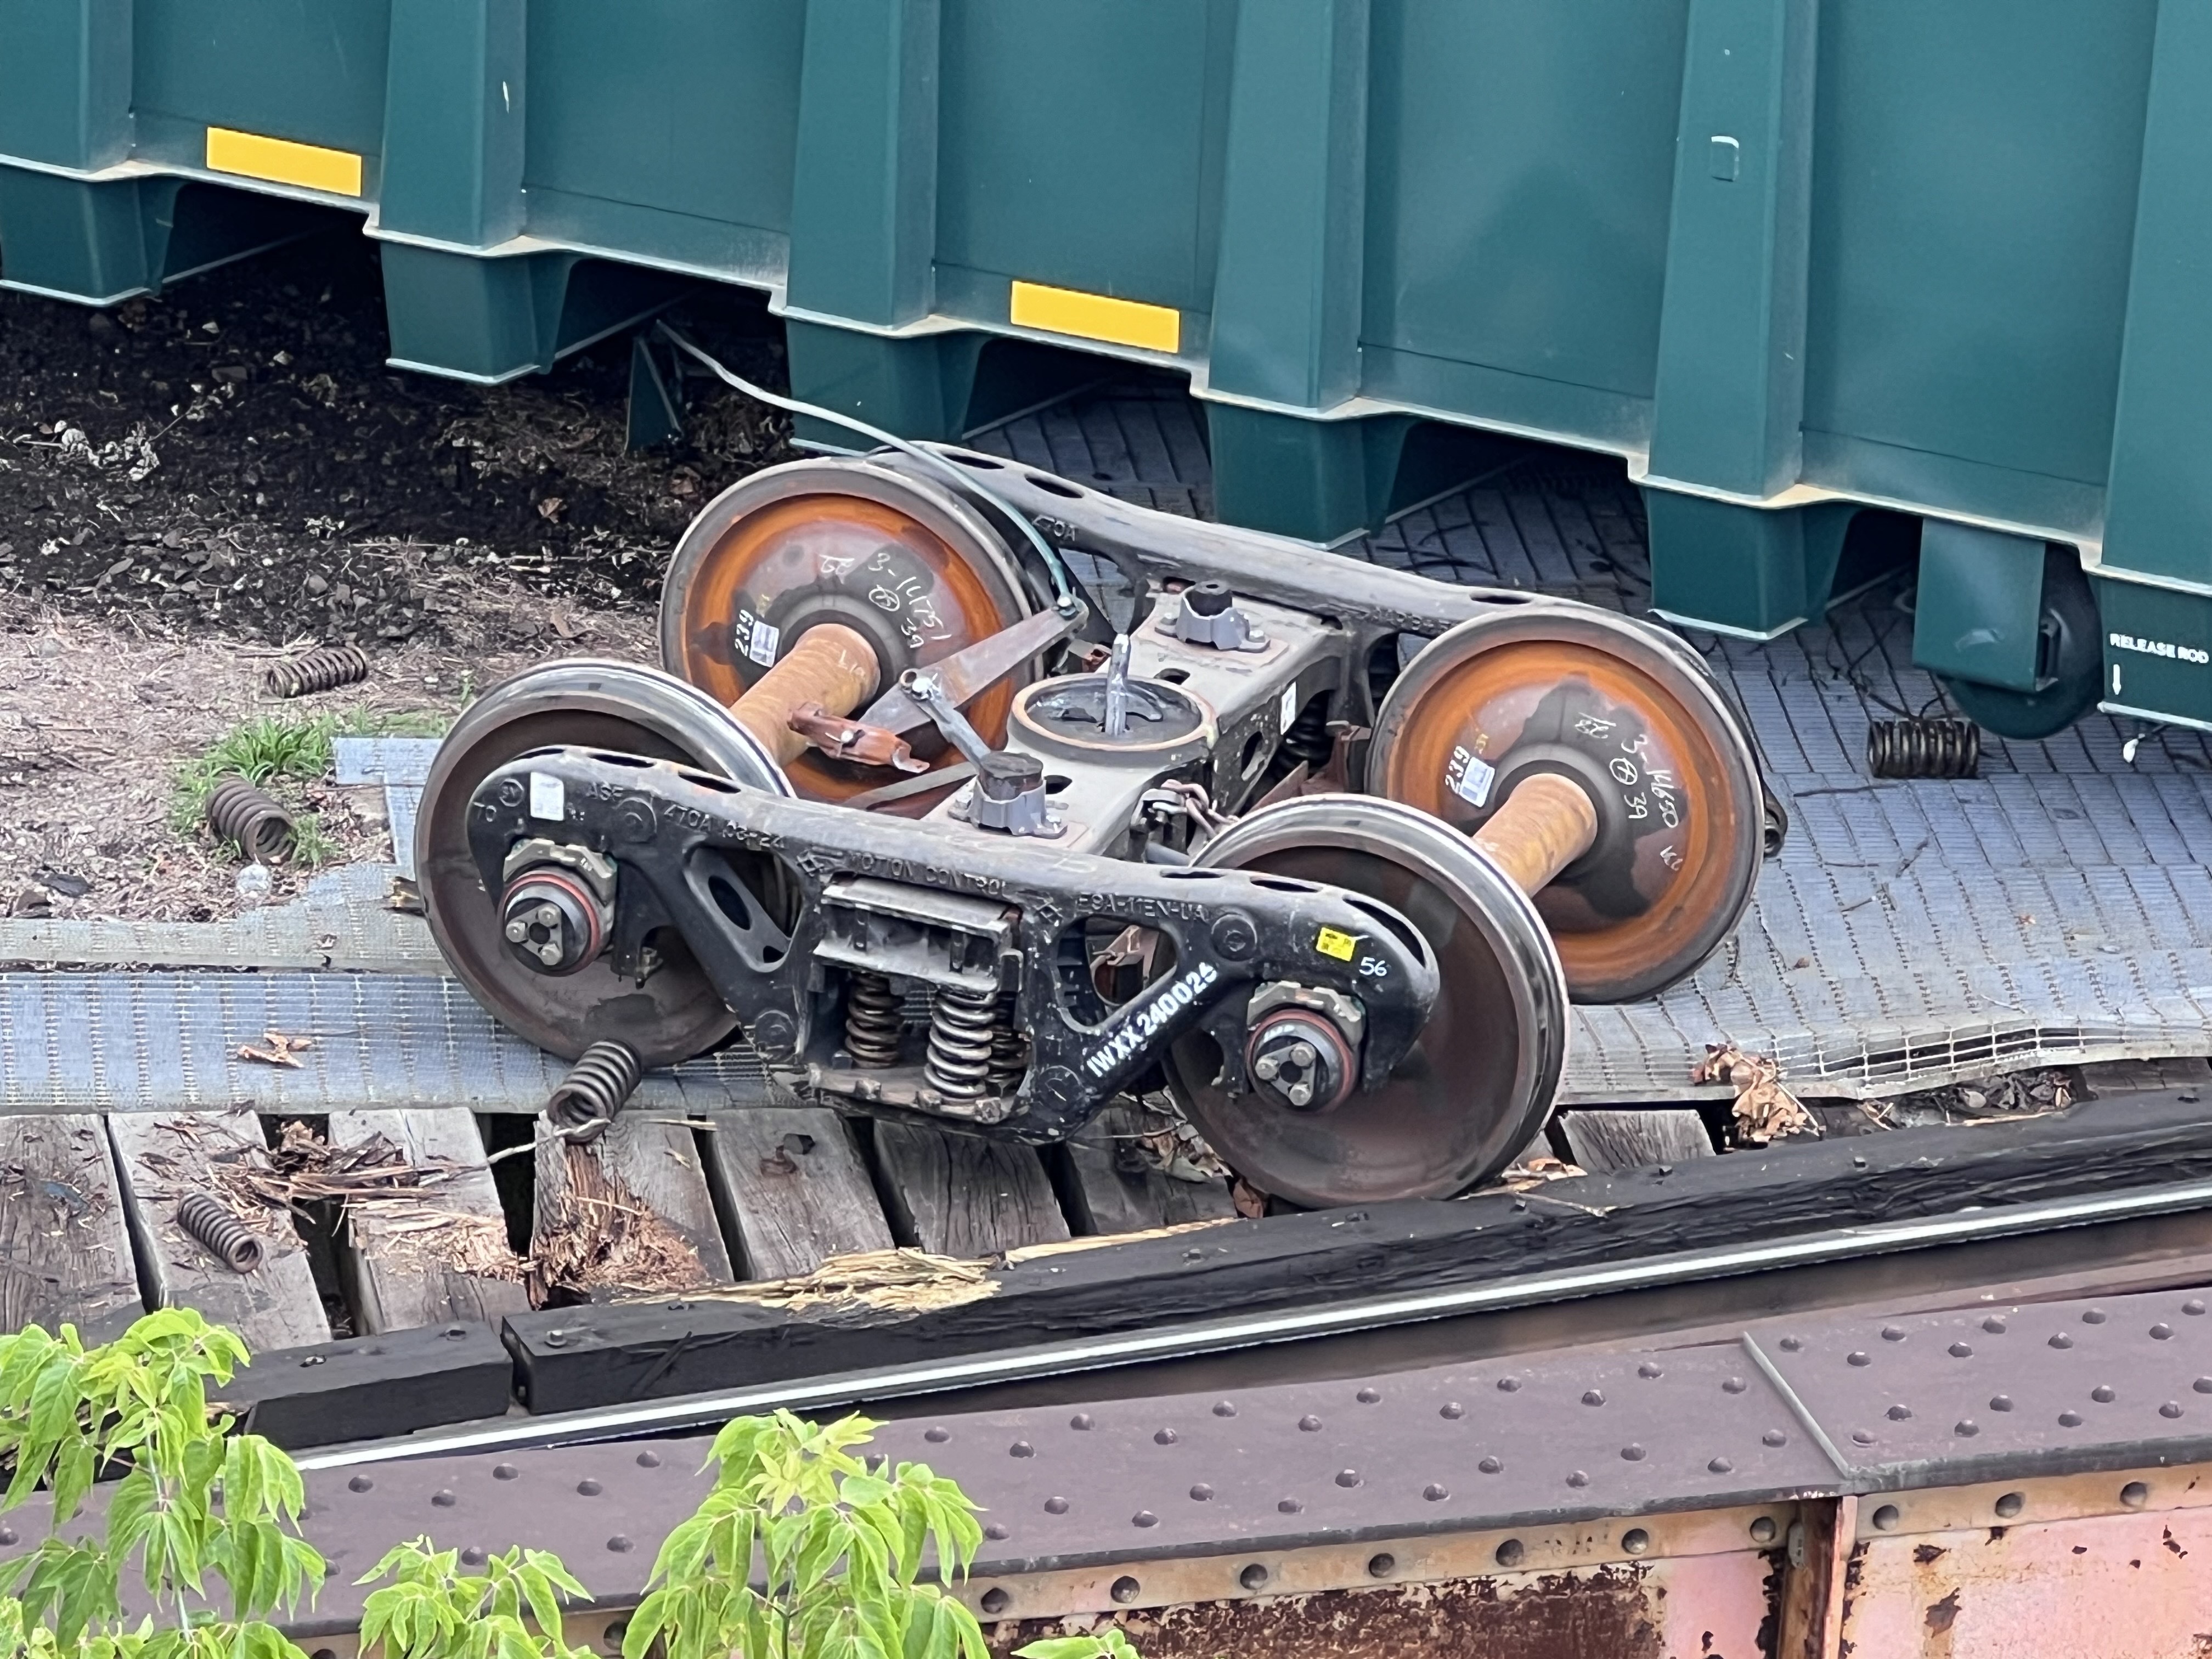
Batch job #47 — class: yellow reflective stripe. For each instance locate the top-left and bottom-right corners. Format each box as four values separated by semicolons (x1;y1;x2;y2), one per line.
1009;280;1180;354
205;127;362;197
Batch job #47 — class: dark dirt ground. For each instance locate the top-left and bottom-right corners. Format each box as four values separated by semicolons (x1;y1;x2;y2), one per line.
0;227;792;919
0;225;794;647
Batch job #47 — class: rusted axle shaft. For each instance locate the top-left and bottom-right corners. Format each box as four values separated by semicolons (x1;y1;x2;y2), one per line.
1471;771;1599;896
727;623;879;766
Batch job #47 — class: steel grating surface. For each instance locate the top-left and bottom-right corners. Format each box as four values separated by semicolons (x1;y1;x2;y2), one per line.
0;972;778;1113
977;393;2212;1098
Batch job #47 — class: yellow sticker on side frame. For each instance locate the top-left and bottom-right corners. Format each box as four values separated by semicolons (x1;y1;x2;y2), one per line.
1314;927;1358;962
205;127;363;198
1010;280;1181;354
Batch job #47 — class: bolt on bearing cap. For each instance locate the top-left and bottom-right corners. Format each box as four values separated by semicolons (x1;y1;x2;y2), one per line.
1247;1011;1355;1112
500;871;601;974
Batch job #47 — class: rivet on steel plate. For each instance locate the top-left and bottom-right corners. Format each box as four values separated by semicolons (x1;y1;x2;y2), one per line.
1278;1499;1302;1514
444;1325;467;1339
1212;1401;1237;1418
2050;1333;2074;1350
1949;1342;1973;1358
460;1548;485;1567
1779;1337;1802;1352
1356;1387;1381;1403
1581;1390;1605;1407
2059;1411;2084;1427
1710;1457;1734;1475
927;1426;951;1442
636;1451;660;1468
1994;1492;2025;1519
1497;1377;1520;1393
2121;1481;2151;1508
1480;1457;1503;1474
1954;1420;1979;1437
1748;1516;1777;1544
1154;1429;1177;1446
1299;1415;1322;1432
0;1530;15;1548
1847;1352;1871;1368
1239;1564;1269;1592
1045;1497;1069;1514
348;1476;374;1493
2162;1402;2184;1419
2153;1324;2175;1340
1110;1577;1141;1604
432;1491;456;1508
980;1588;1010;1616
1424;1483;1448;1502
1851;1431;1876;1446
1872;1504;1901;1531
2195;1378;2212;1395
1638;1362;1662;1379
493;1464;519;1480
985;1523;1009;1541
1621;1444;1647;1462
1887;1404;1912;1420
2091;1385;2116;1403
1622;1529;1650;1556
1068;1414;1092;1431
1723;1378;1747;1394
1189;1485;1214;1502
1441;1402;1464;1419
1990;1395;2013;1412
1335;1470;1361;1488
578;1479;603;1496
1566;1471;1589;1488
2084;1307;2108;1324
1983;1317;2007;1334
1010;1441;1034;1458
1762;1430;1788;1447
545;1330;568;1348
1367;1552;1396;1578
2187;1300;2207;1316
1494;1539;1525;1567
1882;1326;1907;1342
1133;1511;1159;1528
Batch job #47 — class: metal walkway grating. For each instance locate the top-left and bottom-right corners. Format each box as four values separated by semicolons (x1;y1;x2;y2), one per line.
976;390;2212;1100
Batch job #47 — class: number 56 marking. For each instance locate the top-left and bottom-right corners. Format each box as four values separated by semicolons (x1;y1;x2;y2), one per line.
1358;955;1390;978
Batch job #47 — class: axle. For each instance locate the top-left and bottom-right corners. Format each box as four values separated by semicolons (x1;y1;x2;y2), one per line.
1471;771;1601;898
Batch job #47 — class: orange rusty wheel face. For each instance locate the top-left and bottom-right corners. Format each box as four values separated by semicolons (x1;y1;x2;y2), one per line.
660;461;1033;803
1371;607;1762;1003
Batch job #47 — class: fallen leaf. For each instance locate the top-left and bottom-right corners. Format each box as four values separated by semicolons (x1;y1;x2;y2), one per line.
1695;1042;1816;1146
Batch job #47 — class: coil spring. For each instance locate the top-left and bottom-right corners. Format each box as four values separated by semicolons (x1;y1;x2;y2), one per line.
176;1192;264;1273
844;972;902;1068
1866;717;1980;780
986;990;1028;1094
1280;700;1333;769
546;1040;641;1136
205;776;296;863
264;644;370;700
924;984;997;1101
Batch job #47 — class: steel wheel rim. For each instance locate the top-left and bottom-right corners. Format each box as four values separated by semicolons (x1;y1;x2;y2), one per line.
659;459;1033;802
1164;795;1568;1207
416;659;789;1068
1371;605;1762;1003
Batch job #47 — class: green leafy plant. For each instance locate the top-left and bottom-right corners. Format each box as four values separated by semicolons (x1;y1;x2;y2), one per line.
358;1543;591;1659
623;1410;989;1659
1013;1637;1141;1659
171;714;337;831
0;1308;325;1659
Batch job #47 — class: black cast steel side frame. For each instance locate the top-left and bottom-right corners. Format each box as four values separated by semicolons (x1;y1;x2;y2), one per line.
469;747;1438;1143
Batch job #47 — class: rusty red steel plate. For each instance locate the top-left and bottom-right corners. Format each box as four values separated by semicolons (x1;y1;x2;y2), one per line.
1754;1286;2212;1484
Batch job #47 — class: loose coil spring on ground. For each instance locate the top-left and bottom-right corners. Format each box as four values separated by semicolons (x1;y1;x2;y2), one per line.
546;1040;642;1140
205;776;296;862
265;644;370;699
1866;716;1980;779
844;972;902;1068
176;1192;264;1273
925;984;997;1100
